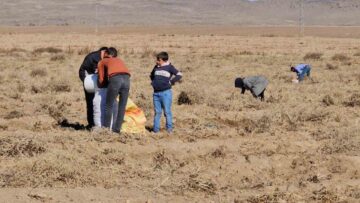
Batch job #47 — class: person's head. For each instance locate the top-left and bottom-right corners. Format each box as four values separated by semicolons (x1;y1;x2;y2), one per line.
98;47;108;52
106;47;118;58
290;66;296;72
235;77;244;88
156;52;169;66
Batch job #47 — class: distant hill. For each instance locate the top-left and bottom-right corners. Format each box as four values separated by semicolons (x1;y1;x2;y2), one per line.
1;0;360;26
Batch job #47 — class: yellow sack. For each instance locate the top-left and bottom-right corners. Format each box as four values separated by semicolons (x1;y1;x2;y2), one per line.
119;98;147;133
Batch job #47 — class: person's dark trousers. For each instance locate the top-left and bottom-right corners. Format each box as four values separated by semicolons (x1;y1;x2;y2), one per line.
84;88;95;128
104;74;130;133
259;89;266;101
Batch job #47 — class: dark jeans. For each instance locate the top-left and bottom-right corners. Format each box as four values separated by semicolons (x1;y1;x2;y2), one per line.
104;74;130;133
259;88;266;101
84;88;95;127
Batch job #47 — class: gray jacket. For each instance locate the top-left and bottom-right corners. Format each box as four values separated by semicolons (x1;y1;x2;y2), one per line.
243;76;269;97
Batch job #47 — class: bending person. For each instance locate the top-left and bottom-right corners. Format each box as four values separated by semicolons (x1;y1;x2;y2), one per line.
98;47;131;133
235;76;269;101
290;64;311;82
79;47;108;129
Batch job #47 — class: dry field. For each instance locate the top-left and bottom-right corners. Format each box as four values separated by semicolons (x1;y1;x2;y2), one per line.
0;27;359;202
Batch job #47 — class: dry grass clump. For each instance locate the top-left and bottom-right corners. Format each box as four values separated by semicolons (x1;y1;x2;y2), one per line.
322;95;335;106
261;34;277;37
17;84;26;93
343;93;360;107
4;111;24;120
238;50;254;55
318;130;359;155
42;101;70;122
221;116;270;133
211;146;226;158
311;187;339;202
0;48;27;55
141;46;157;58
297;110;330;123
224;118;256;132
9;48;27;53
178;91;192;105
0;124;8;131
256;116;271;133
33;47;62;54
356;74;360;85
31;85;46;94
2;159;92;187
177;91;203;105
303;52;323;60
332;53;351;62
326;63;338;70
50;81;71;93
247;192;288;203
50;54;65;61
0;139;46;157
30;69;47;77
186;174;217;195
153;150;171;169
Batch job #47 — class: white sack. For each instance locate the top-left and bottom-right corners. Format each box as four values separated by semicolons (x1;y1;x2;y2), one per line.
93;88;118;128
84;74;98;93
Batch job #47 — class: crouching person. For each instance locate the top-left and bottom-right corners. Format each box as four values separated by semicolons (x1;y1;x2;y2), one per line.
98;47;131;133
290;64;311;83
150;52;182;133
235;76;269;101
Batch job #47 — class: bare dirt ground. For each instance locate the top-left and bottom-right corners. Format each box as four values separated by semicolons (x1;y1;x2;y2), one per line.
0;26;359;202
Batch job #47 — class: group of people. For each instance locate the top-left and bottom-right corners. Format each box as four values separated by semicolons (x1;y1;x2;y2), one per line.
235;64;311;100
79;47;182;134
79;46;311;134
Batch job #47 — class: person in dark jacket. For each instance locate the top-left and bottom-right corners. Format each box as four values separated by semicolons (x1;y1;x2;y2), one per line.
150;52;182;133
235;76;269;101
79;47;108;129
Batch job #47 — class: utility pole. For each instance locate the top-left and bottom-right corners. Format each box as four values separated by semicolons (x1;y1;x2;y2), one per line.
299;0;304;37
95;2;99;34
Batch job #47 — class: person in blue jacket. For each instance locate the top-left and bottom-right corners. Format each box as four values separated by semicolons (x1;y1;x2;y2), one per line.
291;64;311;82
150;52;182;133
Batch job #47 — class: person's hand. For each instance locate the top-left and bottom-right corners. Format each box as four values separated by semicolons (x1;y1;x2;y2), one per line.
292;79;299;83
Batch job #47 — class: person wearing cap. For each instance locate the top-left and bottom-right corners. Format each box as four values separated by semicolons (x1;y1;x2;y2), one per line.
235;76;269;101
290;64;311;82
79;47;108;129
98;47;131;133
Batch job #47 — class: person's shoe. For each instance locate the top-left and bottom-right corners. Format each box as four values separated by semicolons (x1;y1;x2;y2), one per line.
85;124;94;131
91;126;102;132
112;129;120;134
152;127;160;133
166;129;173;134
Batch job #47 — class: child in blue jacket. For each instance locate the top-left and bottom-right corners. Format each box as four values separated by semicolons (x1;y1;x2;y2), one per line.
150;52;182;133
